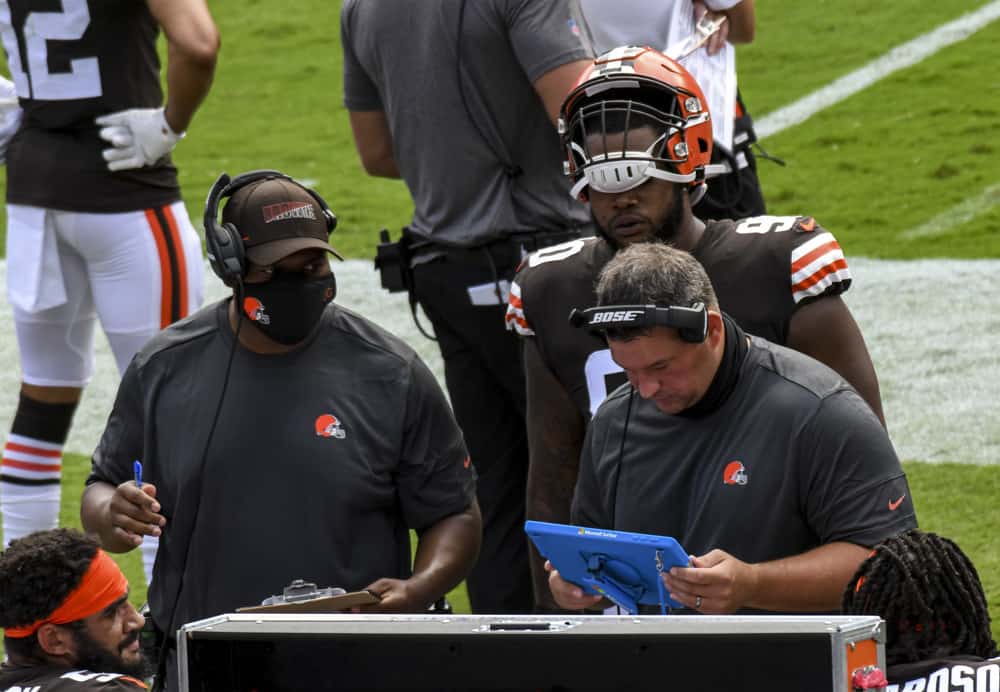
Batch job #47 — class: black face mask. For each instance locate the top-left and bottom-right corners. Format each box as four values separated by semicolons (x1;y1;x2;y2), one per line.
241;270;336;345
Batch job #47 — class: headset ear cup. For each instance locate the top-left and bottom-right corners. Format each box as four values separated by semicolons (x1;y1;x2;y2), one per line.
680;327;702;343
678;304;708;343
205;224;230;283
305;187;336;233
217;223;246;284
206;221;245;285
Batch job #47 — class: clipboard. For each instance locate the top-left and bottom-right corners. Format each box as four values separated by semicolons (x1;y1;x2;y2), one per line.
525;520;689;614
665;14;727;61
237;590;380;614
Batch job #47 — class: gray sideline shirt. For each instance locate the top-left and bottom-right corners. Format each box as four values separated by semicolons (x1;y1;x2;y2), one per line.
341;0;591;245
573;338;916;575
88;300;475;631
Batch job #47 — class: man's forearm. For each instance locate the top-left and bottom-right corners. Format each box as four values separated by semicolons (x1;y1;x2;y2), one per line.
722;0;755;44
163;38;218;134
524;340;586;525
409;502;482;607
348;110;401;178
526;433;584;612
787;296;885;426
747;541;870;611
523;338;587;610
526;434;582;524
148;0;220;134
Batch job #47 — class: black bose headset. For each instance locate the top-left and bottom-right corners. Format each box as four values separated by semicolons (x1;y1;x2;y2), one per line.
569;302;708;343
203;169;337;284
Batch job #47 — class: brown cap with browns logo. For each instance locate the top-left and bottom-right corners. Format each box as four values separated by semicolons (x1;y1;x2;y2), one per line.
222;177;342;265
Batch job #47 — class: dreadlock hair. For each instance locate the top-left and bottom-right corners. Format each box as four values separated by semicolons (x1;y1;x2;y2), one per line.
842;529;997;666
0;528;99;660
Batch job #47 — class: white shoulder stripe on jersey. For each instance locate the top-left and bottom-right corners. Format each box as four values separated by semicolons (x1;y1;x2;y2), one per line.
791;246;851;286
792;267;853;303
790;231;839;261
504;312;535;337
504;281;535;336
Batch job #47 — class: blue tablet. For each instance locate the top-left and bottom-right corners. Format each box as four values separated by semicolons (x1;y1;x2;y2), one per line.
525;520;690;614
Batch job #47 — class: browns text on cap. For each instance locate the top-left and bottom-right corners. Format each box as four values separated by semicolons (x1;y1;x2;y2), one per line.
222;177;342;265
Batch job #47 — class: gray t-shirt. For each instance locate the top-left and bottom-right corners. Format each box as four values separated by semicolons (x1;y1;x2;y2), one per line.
341;0;591;246
573;338;916;582
88;300;475;632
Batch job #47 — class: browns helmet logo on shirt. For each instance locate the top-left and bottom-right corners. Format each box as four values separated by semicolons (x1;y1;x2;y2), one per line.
315;413;346;439
243;296;270;324
723;460;748;486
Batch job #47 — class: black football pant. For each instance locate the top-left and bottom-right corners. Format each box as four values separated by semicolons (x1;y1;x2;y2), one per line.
410;232;579;614
695;143;767;221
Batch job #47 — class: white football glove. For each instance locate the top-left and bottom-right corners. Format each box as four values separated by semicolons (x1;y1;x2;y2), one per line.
95;106;184;172
0;75;23;165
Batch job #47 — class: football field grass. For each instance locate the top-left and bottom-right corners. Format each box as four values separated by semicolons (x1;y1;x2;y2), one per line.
0;0;999;645
5;0;994;258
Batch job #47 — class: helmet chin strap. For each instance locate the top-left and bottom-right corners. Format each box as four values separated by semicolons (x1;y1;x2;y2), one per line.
689;182;708;207
570;164;696;198
568;134;702;198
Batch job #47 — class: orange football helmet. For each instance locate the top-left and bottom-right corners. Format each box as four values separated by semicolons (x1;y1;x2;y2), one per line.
559;46;713;201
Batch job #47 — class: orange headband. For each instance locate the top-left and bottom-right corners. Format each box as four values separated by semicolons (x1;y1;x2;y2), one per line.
5;548;128;638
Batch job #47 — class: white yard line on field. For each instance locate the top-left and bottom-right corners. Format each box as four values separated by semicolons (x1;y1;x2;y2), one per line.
755;0;1000;139
901;182;1000;239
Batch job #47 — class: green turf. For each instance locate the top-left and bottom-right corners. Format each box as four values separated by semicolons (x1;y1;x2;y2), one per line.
740;0;991;114
2;0;999;258
903;461;1000;634
754;18;1000;258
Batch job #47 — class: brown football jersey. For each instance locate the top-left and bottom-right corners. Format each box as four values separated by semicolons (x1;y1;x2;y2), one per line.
506;216;852;418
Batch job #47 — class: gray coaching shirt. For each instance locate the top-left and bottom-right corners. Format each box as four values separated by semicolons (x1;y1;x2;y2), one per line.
341;0;591;246
573;338;916;578
88;301;475;632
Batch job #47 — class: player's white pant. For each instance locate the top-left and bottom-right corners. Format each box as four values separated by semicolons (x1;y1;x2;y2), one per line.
2;201;204;586
6;202;204;381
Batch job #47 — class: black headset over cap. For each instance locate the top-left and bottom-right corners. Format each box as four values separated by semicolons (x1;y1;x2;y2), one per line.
203;169;339;285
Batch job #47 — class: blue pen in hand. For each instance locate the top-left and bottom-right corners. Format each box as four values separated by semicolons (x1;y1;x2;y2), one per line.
133;460;143;488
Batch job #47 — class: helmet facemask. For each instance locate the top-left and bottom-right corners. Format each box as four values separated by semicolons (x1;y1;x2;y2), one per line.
563;95;710;201
560;43;715;203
